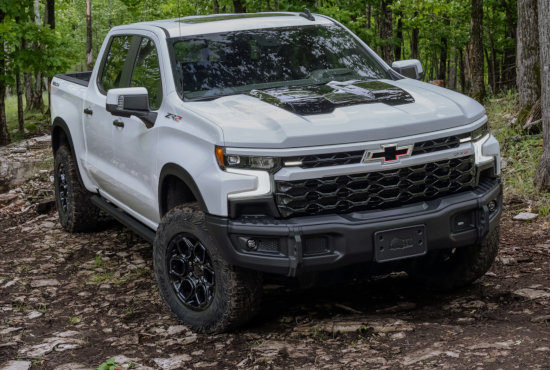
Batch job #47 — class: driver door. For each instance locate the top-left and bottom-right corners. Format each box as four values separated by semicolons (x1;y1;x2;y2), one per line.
108;35;163;223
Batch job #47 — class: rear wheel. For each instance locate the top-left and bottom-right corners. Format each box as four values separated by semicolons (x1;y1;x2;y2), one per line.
54;146;101;232
407;225;500;291
153;204;262;333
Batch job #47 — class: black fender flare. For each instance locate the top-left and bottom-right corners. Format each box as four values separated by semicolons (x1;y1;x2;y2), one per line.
158;163;208;216
51;117;86;187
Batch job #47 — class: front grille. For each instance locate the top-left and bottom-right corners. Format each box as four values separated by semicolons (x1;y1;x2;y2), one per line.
412;136;461;156
285;135;464;169
275;156;477;218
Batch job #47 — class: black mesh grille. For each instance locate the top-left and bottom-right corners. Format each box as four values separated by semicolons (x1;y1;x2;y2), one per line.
289;151;365;168
275;156;477;218
412;136;461;156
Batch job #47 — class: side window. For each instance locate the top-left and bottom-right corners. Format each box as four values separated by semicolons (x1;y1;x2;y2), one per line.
131;37;163;110
100;35;133;92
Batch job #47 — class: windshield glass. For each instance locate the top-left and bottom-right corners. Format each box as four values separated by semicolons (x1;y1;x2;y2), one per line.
171;24;389;100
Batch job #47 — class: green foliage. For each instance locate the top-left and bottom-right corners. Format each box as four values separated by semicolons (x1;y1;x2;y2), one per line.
97;358;120;370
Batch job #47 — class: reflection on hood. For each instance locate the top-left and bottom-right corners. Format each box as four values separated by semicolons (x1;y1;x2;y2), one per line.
248;80;415;115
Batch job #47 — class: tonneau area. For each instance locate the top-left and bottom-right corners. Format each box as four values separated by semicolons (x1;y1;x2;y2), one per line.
55;71;92;87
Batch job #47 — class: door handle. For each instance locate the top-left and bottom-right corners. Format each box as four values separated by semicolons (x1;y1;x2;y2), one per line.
113;119;124;128
83;108;93;115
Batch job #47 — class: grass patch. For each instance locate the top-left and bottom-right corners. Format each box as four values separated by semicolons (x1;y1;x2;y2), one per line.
485;93;550;215
5;92;50;142
91;272;114;284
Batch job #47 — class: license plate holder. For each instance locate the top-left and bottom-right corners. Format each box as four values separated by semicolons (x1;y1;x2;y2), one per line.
374;225;427;262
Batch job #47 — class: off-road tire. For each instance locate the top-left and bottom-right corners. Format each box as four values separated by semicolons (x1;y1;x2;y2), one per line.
153;204;263;333
54;146;101;232
407;225;500;291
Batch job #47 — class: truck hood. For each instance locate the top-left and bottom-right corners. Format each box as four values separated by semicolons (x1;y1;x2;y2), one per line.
184;78;486;148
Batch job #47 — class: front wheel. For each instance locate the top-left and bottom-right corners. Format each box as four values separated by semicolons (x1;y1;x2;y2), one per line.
153;204;262;333
407;225;500;291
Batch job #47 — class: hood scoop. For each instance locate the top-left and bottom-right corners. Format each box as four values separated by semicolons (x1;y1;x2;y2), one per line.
249;80;415;115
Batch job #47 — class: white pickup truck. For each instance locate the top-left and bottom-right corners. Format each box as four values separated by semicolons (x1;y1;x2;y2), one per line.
50;11;502;333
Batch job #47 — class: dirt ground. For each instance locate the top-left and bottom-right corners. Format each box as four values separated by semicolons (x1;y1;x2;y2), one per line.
0;138;549;369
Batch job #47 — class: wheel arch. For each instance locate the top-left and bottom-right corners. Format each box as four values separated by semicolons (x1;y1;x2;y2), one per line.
51;117;86;187
158;163;208;217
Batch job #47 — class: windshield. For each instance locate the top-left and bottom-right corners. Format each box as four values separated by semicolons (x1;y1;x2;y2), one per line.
171;24;389;100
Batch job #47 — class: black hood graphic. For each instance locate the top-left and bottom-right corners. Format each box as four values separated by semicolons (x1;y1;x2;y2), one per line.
248;80;415;115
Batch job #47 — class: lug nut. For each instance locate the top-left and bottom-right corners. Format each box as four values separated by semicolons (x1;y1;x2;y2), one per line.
246;239;258;250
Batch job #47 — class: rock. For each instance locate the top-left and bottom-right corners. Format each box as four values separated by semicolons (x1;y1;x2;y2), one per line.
535;347;550;352
514;288;550;300
36;198;55;214
457;317;475;324
55;363;90;370
513;212;538;221
166;325;187;336
0;327;23;335
445;351;460;358
1;361;32;370
27;311;43;319
194;362;219;368
376;302;416;313
468;340;514;350
531;315;550;323
401;348;442;365
30;279;60;288
153;355;192;370
0;193;18;206
391;332;406;340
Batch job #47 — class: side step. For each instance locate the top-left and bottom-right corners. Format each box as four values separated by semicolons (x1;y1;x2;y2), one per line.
91;195;155;244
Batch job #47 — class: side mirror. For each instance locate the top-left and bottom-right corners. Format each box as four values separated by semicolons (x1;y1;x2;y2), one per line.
106;87;157;128
391;59;424;80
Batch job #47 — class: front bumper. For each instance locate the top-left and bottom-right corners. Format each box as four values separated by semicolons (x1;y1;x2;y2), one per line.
206;178;502;276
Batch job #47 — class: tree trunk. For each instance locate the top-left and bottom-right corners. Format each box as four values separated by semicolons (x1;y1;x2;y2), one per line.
367;4;372;29
459;47;466;93
16;72;24;135
438;18;450;82
534;0;550;190
25;0;43;111
0;9;9;146
379;0;393;64
468;0;485;101
233;0;246;13
45;0;55;29
448;48;458;90
394;13;403;61
501;0;517;90
213;0;220;13
86;0;93;70
45;0;55;114
517;0;540;111
410;12;419;59
274;0;278;11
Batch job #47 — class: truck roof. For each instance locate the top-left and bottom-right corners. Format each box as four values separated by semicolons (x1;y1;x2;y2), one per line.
114;12;334;38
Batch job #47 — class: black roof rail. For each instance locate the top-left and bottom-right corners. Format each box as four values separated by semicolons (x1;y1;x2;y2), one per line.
299;8;315;21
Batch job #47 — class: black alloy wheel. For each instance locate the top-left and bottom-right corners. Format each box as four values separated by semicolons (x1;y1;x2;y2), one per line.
167;233;216;311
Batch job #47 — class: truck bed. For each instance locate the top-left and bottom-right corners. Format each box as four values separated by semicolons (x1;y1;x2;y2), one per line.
55;71;92;87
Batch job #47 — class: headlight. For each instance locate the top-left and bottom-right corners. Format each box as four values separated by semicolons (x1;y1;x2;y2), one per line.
471;122;489;141
215;147;281;171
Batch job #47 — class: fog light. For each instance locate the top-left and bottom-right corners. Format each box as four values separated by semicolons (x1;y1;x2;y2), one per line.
488;200;497;213
246;239;258;250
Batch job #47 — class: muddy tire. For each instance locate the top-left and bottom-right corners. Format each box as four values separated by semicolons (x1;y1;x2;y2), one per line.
407;225;500;291
54;146;101;232
153;204;262;333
